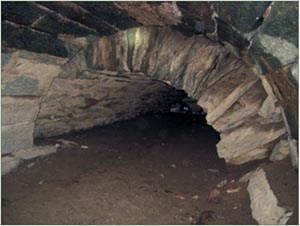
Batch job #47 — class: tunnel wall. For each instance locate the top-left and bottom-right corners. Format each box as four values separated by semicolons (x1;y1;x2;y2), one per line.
34;71;181;138
2;26;288;165
90;27;287;164
1;50;65;154
1;48;183;153
69;26;287;165
2;1;297;138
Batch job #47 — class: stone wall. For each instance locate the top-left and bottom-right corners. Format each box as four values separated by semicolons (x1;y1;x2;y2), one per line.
2;48;183;153
211;1;298;138
2;1;297;138
1;50;65;154
80;26;287;165
34;71;182;138
1;25;292;165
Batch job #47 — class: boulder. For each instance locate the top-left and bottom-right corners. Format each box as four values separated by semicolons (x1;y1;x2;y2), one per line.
247;168;293;224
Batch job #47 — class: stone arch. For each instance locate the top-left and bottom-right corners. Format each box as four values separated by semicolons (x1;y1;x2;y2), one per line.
28;26;286;165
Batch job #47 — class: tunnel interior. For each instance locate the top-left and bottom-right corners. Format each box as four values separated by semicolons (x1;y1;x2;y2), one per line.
1;1;299;225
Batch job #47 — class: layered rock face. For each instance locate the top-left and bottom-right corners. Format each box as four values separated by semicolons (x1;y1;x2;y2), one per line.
2;48;183;153
1;1;297;165
34;71;182;138
1;50;65;154
76;26;286;165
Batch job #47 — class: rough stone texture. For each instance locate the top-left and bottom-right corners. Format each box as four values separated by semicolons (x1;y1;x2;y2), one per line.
34;72;183;138
269;140;290;162
258;95;282;123
217;123;286;164
176;2;215;35
1;123;35;154
2;96;40;125
1;50;65;155
1;2;298;141
2;20;69;57
2;52;63;96
206;78;258;124
212;2;271;33
247;168;293;224
1;156;21;176
14;145;57;160
115;2;182;26
53;26;285;164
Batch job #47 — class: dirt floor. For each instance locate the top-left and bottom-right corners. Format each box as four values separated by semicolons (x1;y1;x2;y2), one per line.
1;113;298;224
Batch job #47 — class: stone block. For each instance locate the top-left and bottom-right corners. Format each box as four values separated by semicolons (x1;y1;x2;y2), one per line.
247;168;293;224
217;123;286;164
1;122;34;154
1;156;21;176
2;96;40;125
2;57;61;96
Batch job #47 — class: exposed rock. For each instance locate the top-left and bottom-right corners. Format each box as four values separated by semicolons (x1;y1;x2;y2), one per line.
2;122;34;154
217;123;286;164
2;55;62;96
255;33;298;67
215;17;249;50
212;2;271;33
212;81;266;132
37;2;118;36
238;171;254;183
258;95;282;123
269;140;290;161
2;96;40;125
1;156;21;176
14;145;57;160
247;168;293;224
2;24;291;166
206;78;258;124
2;20;69;57
115;2;182;26
34;72;183;138
288;139;298;169
229;148;270;165
176;2;215;34
248;1;298;74
289;62;298;84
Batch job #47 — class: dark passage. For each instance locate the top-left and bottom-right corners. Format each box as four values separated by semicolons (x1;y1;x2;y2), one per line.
2;113;259;224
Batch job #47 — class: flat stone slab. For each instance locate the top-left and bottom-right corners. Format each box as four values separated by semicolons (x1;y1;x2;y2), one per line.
247;168;293;224
1;156;21;176
14;145;57;160
2;56;61;96
217;122;286;164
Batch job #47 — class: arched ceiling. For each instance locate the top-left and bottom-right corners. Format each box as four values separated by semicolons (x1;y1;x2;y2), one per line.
1;2;298;161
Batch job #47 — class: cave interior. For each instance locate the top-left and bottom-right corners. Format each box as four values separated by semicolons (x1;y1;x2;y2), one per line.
1;1;299;225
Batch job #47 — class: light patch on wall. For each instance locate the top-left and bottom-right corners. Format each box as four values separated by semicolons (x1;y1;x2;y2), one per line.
258;33;298;66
